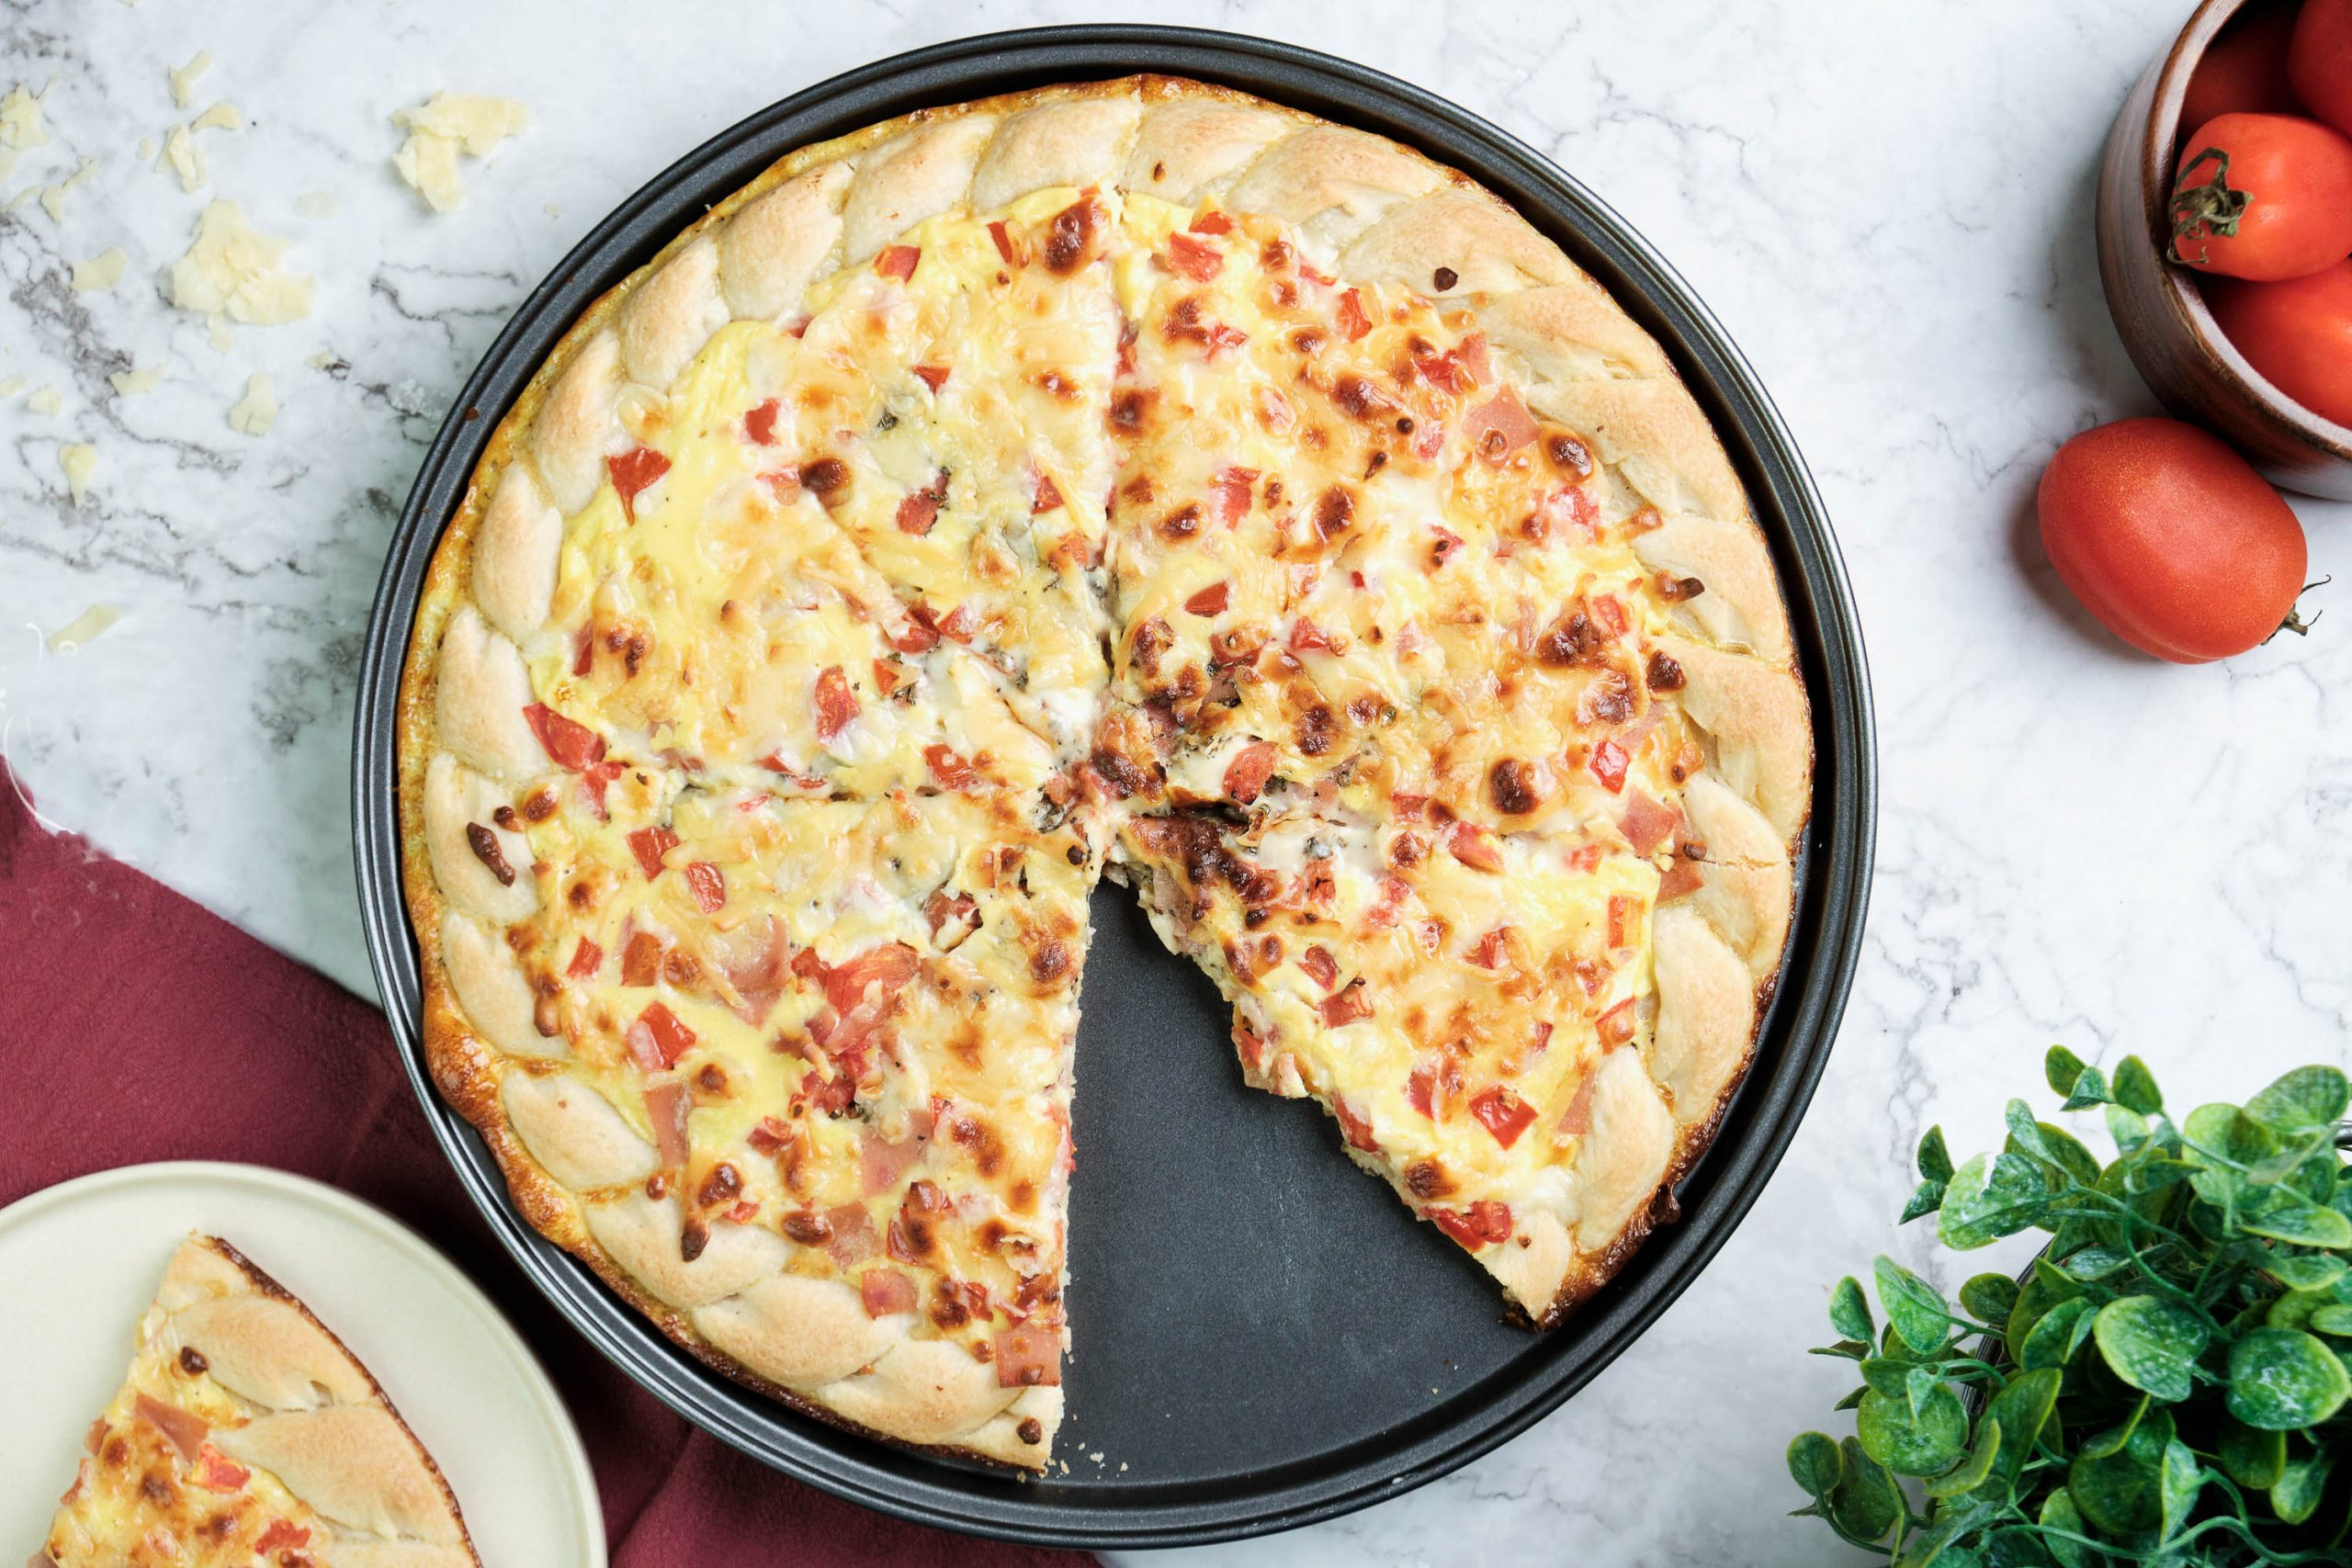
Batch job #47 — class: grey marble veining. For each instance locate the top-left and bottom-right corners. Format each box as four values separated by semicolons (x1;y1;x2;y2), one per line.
5;3;2348;1563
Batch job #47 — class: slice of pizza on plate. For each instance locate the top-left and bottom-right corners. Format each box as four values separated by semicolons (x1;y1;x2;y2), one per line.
39;1233;476;1567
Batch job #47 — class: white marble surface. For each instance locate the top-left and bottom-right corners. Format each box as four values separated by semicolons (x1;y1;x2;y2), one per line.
5;1;2349;1562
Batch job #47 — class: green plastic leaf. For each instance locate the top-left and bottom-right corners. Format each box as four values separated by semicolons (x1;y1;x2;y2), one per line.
1876;1255;1952;1354
2310;1303;2352;1336
2237;1182;2352;1248
1828;1276;1873;1344
2111;1055;2162;1115
1925;1416;2001;1499
2056;1246;2130;1282
1858;1357;1912;1398
2270;1446;2334;1527
2217;1412;2285;1489
2067;1405;2173;1536
2018;1296;2096;1372
2105;1101;2152;1155
2092;1296;2209;1403
1833;1384;1866;1412
1787;1430;1842;1500
1959;1272;2019;1327
2044;1044;2090;1100
2120;1155;2199;1195
1858;1383;1970;1477
2267;1253;2345;1292
2037;1489;2092;1568
1939;1151;2050;1250
2034;1123;2102;1188
2156;1438;2199;1541
1808;1338;1870;1361
2226;1326;2352;1429
1827;1435;1905;1542
1982;1368;2060;1489
2244;1064;2350;1137
2267;1288;2329;1332
1917;1125;1954;1185
1901;1179;1950;1225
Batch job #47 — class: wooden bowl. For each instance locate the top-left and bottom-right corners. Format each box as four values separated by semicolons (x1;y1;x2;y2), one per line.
2096;0;2352;501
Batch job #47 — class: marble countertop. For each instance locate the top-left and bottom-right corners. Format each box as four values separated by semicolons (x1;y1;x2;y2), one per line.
6;1;2349;1562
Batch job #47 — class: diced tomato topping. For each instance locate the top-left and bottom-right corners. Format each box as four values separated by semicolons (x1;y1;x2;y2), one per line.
988;220;1019;265
1618;791;1679;856
1222;740;1278;805
895;483;944;536
192;1445;250;1491
748;1116;794;1156
1232;1019;1268;1070
913;364;949;392
621;931;664;987
1406;1061;1436;1118
1298;944;1339;991
1607;894;1639;951
1366;874;1411;930
1336;288;1373;341
1447;821;1502;873
684;862;727;914
1464;389;1540;464
1470;1086;1536;1148
814;666;858;744
1589;738;1630;795
566;938;602;980
862;1268;917;1318
1189;209;1233;235
1467;928;1510;969
1211;465;1258;525
1031;469;1064;513
1598;997;1638;1049
1592;594;1629;637
1206;322;1248;358
1300;261;1336;287
1566;841;1606;874
627;826;678;879
1391;793;1428;821
606;446;671;523
571;624;595;676
924;744;977;790
876;244;921;280
256;1522;310;1552
1184;581;1230;617
631;1002;696;1068
822;942;921;1017
743;399;781;446
523;703;606;770
1167;231;1224;281
1430;1201;1512;1248
995;1325;1063;1388
937;603;978;643
1289;618;1336;653
891;605;942;653
1659;855;1705;900
871;658;910;698
1331;1093;1380;1153
1318;978;1374;1028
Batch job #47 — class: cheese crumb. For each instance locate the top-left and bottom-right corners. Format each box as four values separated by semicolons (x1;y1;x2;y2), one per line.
6;184;39;211
207;313;232;353
136;134;156;162
192;101;243;133
294;189;336;220
170;51;211;110
228;371;276;435
59;442;96;502
109;365;164;395
40;155;97;221
305;348;336;369
391;93;526;213
71;247;128;292
47;604;119;651
162;123;205;191
28;385;62;415
0;84;47;183
543;200;560;218
169;200;316;330
0;375;24;398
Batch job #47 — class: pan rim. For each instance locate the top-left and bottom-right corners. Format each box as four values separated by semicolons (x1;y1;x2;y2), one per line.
351;23;1875;1548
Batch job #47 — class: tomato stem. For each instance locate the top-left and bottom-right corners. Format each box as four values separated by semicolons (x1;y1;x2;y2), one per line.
2166;147;2248;267
2270;576;2331;642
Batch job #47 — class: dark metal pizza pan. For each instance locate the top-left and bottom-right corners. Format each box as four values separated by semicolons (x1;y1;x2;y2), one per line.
351;25;1874;1549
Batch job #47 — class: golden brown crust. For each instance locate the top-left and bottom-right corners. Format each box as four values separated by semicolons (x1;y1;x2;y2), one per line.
397;73;1813;1456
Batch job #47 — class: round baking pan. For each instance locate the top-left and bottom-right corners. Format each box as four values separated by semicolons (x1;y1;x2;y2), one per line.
353;25;1874;1549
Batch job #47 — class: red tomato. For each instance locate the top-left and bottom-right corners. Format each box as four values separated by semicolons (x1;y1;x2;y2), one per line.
2169;113;2352;279
2290;0;2352;138
2205;258;2352;428
2182;0;2305;130
2037;418;2309;663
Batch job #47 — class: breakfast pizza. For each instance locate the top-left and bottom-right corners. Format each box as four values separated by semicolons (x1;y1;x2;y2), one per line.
38;1235;476;1567
397;74;1810;1468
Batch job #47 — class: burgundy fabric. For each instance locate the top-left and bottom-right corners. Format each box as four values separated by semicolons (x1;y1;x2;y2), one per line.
0;765;1089;1568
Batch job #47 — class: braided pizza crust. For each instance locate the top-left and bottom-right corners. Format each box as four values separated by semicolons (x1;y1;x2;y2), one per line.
398;74;1808;1460
40;1235;476;1566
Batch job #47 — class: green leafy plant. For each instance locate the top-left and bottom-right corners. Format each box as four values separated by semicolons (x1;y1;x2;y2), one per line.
1789;1050;2352;1565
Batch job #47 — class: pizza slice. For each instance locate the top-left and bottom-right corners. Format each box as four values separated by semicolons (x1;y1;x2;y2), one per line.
462;784;1085;1462
1114;774;1790;1323
40;1234;476;1567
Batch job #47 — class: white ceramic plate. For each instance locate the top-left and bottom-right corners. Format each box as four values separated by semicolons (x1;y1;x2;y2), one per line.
0;1161;604;1565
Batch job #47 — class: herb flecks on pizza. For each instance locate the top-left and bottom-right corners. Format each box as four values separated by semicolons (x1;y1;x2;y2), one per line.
398;76;1810;1468
39;1235;477;1568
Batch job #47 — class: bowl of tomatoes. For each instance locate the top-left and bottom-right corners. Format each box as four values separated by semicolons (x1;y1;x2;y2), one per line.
2095;0;2352;501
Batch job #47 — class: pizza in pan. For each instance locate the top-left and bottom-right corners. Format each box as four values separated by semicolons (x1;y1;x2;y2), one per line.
397;73;1811;1468
38;1235;476;1567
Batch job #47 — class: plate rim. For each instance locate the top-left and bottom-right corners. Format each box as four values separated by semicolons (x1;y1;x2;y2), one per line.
350;23;1876;1548
0;1159;606;1566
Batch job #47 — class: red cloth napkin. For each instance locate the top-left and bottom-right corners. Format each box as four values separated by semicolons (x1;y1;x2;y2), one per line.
0;764;1090;1568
